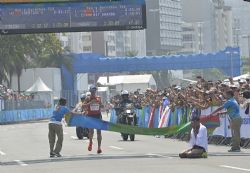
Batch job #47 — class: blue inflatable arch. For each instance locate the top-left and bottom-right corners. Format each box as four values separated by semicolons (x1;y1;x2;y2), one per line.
62;47;241;90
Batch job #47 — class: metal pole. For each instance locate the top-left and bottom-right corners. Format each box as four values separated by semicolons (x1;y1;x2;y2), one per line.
105;41;110;84
248;35;250;73
231;53;233;77
199;23;203;53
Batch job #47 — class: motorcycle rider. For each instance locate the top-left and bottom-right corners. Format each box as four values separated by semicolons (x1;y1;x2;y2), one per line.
117;90;136;124
73;93;86;113
120;90;133;107
73;93;89;140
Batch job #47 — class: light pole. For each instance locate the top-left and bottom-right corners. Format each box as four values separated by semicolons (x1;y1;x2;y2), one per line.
197;22;204;54
105;33;111;85
225;51;239;77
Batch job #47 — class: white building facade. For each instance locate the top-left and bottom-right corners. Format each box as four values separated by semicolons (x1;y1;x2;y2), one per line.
146;0;182;55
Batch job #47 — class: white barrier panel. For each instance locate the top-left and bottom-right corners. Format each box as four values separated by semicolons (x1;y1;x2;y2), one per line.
0;99;3;111
205;107;250;138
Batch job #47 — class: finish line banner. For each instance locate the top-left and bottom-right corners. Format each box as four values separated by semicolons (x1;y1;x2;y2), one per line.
64;113;219;136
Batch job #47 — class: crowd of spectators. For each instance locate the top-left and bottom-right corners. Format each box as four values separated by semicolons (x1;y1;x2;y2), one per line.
0;84;41;110
109;76;250;112
0;84;34;101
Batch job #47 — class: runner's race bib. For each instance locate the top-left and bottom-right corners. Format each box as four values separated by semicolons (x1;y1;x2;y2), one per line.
90;103;100;111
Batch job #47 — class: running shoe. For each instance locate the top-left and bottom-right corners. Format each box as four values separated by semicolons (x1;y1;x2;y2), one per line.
97;149;102;154
88;143;93;151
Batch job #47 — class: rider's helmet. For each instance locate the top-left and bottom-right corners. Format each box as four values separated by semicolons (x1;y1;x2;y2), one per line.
121;90;129;100
80;93;86;101
86;92;91;96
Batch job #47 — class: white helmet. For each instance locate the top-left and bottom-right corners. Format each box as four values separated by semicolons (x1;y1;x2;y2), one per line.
86;92;91;96
121;90;129;95
80;93;86;100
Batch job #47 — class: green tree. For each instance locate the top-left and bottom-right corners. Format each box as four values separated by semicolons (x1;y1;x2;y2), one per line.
152;70;172;89
241;56;250;74
0;33;70;92
126;50;138;57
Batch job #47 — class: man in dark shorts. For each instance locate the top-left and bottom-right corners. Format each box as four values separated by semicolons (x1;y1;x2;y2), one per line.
84;85;103;154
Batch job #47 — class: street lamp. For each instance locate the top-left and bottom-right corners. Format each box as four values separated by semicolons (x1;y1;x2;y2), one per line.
105;34;111;84
225;51;239;77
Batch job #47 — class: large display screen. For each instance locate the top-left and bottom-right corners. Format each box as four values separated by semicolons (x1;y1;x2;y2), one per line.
0;0;146;34
0;0;111;3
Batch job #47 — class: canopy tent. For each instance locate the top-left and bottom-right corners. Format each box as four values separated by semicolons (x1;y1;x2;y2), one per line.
232;73;250;81
223;73;250;86
97;74;156;93
26;77;53;108
26;77;52;92
97;74;155;85
62;47;241;91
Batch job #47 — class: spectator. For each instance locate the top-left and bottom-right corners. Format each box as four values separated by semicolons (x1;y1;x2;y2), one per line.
209;90;242;152
179;114;208;158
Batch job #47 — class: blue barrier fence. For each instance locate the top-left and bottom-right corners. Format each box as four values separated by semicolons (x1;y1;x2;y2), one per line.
0;108;53;124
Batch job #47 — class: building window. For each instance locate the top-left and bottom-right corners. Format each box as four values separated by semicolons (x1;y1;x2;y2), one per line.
83;46;92;52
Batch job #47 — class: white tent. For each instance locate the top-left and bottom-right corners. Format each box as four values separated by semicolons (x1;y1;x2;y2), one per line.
26;77;52;92
26;77;53;108
97;74;157;93
223;73;250;86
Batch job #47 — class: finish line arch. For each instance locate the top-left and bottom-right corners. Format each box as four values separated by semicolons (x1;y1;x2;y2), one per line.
62;47;241;90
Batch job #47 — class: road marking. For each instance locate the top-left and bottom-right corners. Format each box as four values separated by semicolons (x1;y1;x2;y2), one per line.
14;160;28;166
70;136;89;142
109;146;123;150
0;150;6;155
145;153;164;157
71;136;78;140
63;132;68;135
220;165;250;172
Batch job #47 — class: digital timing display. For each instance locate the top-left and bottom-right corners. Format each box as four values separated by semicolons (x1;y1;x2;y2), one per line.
0;0;146;34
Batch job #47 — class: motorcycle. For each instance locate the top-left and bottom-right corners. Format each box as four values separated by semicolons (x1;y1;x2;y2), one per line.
117;103;137;141
76;126;89;140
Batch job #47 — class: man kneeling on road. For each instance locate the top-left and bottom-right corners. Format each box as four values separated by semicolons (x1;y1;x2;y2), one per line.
179;114;208;158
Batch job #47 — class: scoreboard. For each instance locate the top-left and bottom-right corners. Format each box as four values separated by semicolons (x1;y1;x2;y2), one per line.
0;0;146;34
0;0;121;2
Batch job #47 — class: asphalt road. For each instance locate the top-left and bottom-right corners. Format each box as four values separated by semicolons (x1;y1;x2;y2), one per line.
1;116;250;173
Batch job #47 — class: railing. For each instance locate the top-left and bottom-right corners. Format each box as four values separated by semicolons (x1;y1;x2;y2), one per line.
0;108;53;124
3;100;46;110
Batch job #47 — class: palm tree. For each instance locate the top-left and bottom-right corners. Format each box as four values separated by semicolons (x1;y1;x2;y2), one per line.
37;50;72;71
0;33;72;92
0;56;9;84
0;35;17;85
